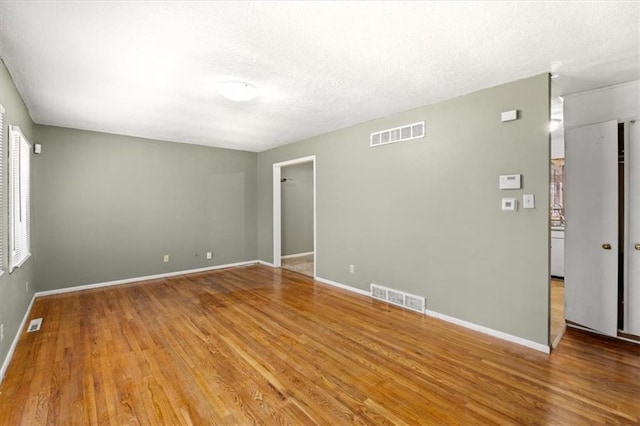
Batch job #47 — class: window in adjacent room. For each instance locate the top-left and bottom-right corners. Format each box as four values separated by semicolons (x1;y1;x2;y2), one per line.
0;105;4;276
8;124;31;272
550;159;564;227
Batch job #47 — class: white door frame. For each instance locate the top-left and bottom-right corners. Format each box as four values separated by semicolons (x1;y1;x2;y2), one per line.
273;156;316;277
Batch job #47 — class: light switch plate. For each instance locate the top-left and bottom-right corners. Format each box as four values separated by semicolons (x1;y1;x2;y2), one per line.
523;194;535;209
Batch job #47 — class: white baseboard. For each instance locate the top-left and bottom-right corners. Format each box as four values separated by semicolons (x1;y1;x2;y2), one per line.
281;251;314;260
0;293;36;384
551;324;567;349
257;260;275;267
314;276;370;297
35;260;259;297
301;273;550;354
425;309;550;354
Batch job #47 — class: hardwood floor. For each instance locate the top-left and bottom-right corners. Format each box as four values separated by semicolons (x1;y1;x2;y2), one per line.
1;265;638;424
281;254;314;277
550;279;565;348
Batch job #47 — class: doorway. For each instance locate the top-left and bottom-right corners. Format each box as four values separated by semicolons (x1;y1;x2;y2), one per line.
273;156;316;277
550;96;566;348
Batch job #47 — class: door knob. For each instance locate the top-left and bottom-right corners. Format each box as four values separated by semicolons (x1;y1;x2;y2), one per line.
635;244;640;251
602;243;612;250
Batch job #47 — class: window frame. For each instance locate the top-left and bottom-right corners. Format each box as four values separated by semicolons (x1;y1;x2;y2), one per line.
0;104;4;277
8;124;31;272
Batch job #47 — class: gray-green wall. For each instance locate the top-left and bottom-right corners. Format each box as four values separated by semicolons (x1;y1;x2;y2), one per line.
281;162;314;256
258;74;550;345
33;126;258;291
1;66;551;378
0;59;36;377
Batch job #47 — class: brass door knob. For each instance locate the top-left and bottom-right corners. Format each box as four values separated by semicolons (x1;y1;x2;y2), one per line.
602;243;612;250
635;244;640;251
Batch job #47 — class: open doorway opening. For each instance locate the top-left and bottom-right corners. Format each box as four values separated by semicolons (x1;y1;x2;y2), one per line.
273;156;316;277
280;162;314;276
550;95;566;348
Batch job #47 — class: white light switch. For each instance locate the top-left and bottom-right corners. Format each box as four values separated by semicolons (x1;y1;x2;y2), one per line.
523;194;535;209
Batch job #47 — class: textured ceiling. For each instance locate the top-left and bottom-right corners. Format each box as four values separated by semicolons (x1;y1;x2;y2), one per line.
0;1;638;152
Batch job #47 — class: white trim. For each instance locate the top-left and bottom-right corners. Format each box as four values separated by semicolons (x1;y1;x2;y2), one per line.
0;103;5;114
424;309;551;354
567;323;640;346
551;324;567;349
314;276;371;297
8;126;32;273
257;260;274;267
312;160;316;278
273;165;281;267
273;155;316;168
314;275;549;353
273;156;316;277
0;293;36;384
35;260;258;297
281;251;314;259
10;252;31;272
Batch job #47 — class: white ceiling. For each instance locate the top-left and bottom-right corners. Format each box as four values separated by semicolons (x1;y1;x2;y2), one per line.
0;1;638;152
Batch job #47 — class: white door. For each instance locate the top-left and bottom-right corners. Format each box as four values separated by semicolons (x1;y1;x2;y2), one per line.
565;120;618;336
628;121;640;335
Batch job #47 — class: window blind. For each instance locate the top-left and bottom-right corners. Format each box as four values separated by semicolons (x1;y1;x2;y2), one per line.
0;105;4;275
9;124;31;272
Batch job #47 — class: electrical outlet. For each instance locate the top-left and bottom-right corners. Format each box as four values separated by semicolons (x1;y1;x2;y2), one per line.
349;264;355;273
163;254;169;263
1;324;4;342
206;251;212;260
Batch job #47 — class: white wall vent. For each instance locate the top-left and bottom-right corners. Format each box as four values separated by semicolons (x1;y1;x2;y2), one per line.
27;318;43;333
370;284;425;313
370;121;425;147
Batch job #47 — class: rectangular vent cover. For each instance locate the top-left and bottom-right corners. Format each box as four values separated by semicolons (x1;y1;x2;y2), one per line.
27;318;43;333
370;284;425;313
370;121;425;147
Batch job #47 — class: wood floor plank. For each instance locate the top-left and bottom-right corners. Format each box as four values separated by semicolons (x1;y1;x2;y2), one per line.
1;264;639;425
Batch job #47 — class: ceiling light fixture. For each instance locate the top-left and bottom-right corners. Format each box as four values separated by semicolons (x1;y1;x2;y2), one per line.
219;81;258;102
